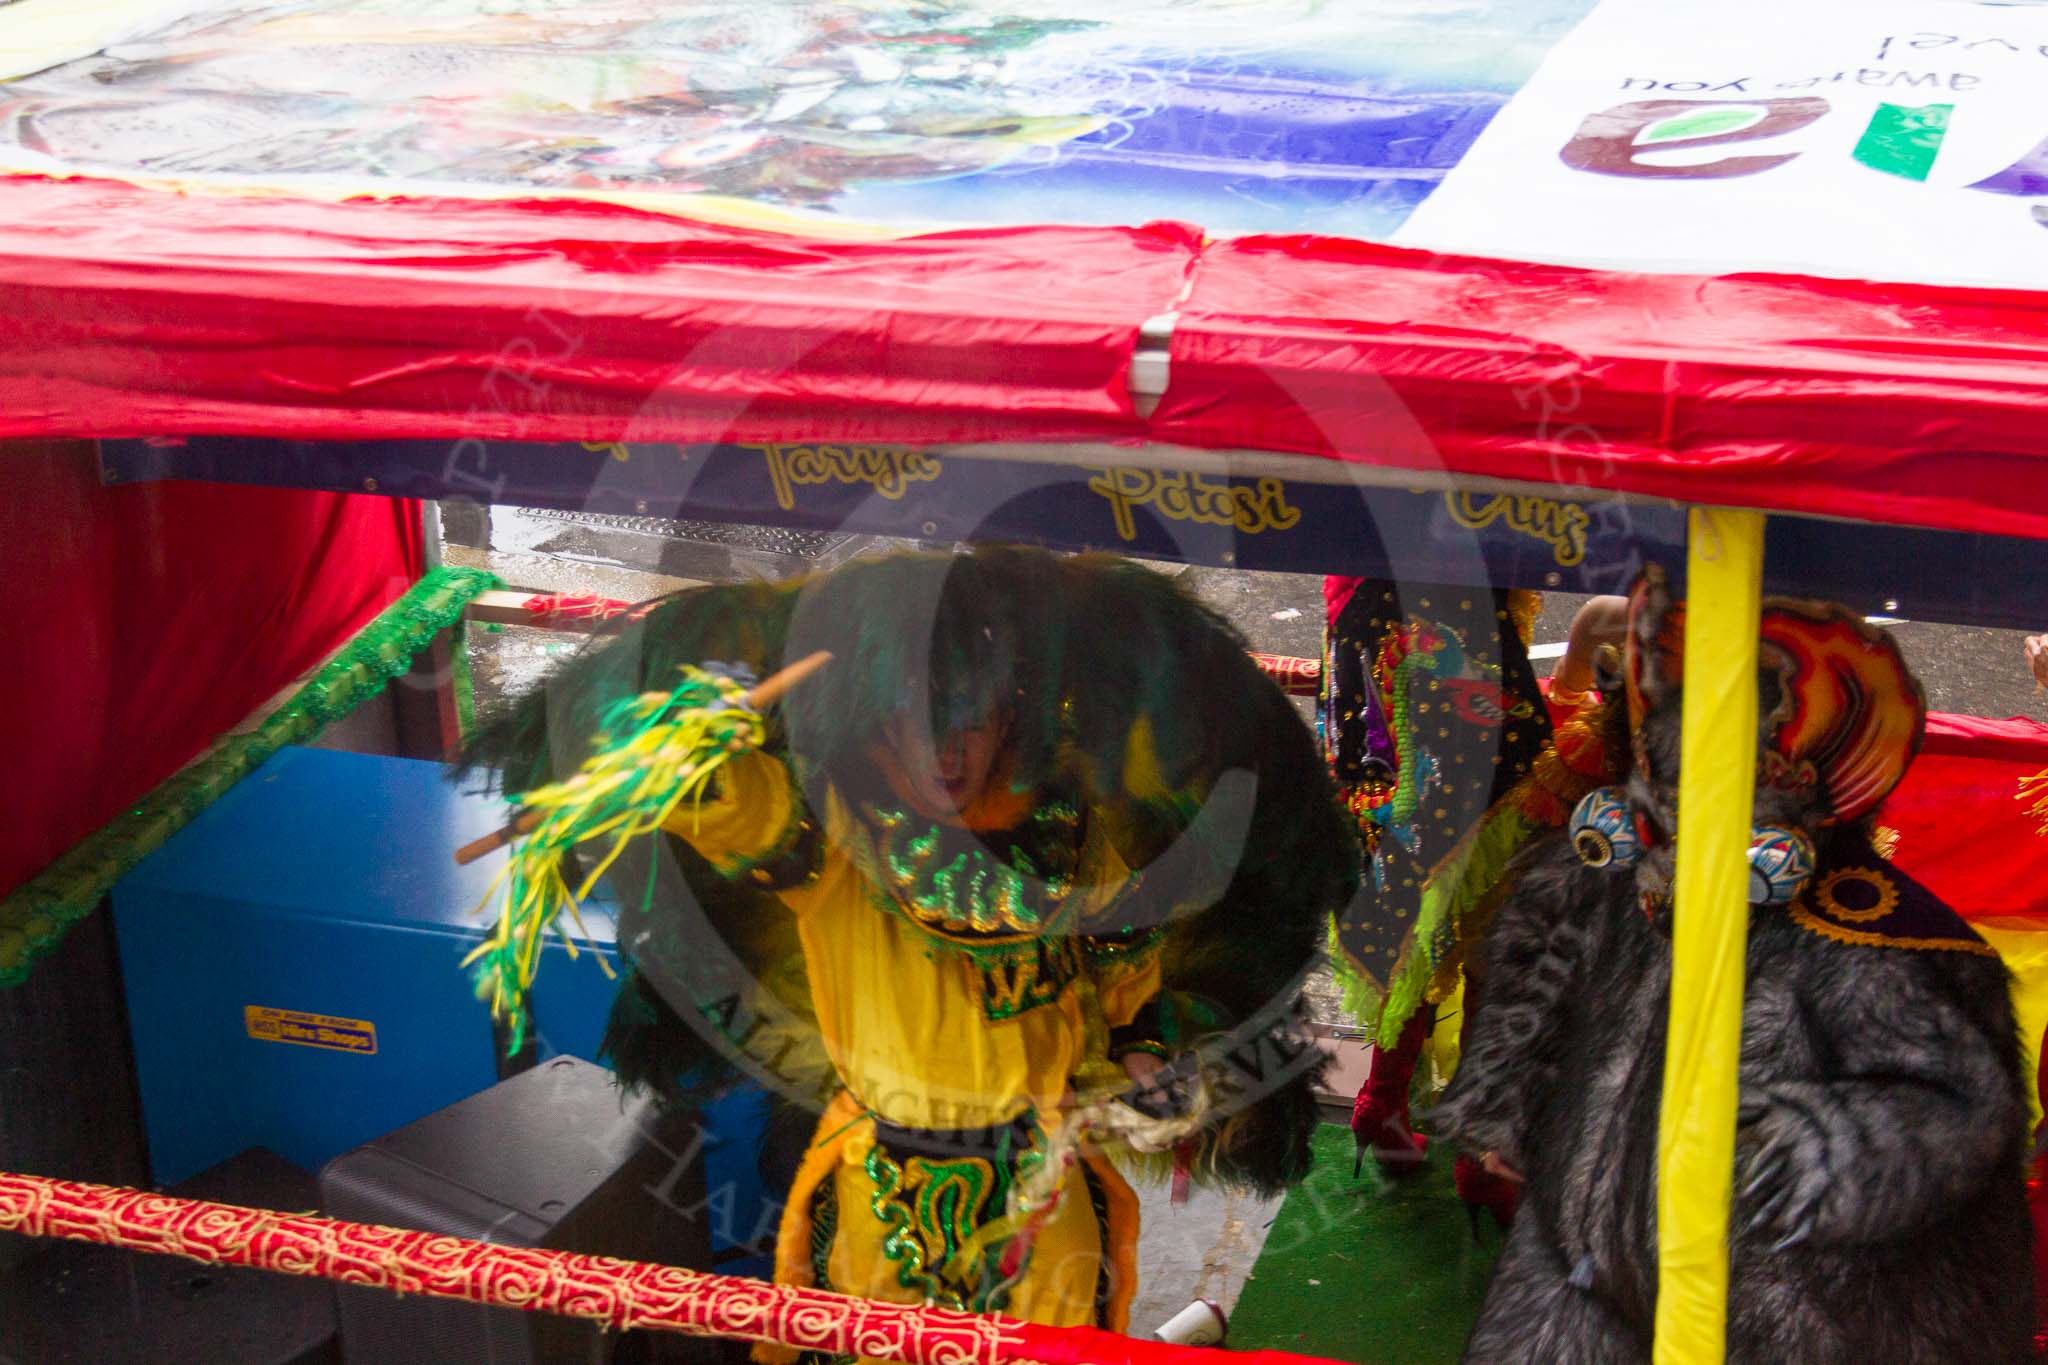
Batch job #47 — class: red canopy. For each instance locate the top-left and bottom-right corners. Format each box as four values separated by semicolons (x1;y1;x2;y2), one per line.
5;174;2048;540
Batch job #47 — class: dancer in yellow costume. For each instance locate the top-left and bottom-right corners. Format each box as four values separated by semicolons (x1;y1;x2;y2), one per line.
462;547;1359;1361
667;746;1156;1341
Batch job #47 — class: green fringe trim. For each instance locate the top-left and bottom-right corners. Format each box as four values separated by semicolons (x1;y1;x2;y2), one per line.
0;565;500;988
1387;653;1434;828
1325;917;1388;1042
467;664;759;1053
451;614;479;742
1374;803;1538;1042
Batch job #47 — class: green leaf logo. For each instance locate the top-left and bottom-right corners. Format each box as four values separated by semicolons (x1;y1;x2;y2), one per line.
1638;107;1767;145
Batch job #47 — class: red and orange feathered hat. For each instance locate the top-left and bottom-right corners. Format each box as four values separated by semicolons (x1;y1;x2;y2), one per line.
1623;567;1925;823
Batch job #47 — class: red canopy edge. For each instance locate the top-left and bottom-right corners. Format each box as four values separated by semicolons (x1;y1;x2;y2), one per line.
1154;235;2048;539
0;175;1189;449
1012;1321;1336;1365
8;175;2048;538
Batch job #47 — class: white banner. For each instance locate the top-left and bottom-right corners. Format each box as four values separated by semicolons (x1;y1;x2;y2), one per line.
1394;0;2048;288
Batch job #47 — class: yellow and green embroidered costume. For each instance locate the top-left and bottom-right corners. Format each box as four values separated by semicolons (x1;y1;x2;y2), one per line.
667;751;1155;1355
459;548;1360;1361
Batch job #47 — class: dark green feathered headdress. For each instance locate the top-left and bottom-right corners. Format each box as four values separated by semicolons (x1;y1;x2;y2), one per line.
460;546;1360;1195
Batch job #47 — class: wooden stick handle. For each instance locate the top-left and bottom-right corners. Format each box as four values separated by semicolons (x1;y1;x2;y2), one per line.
746;650;832;710
453;810;544;867
452;652;831;866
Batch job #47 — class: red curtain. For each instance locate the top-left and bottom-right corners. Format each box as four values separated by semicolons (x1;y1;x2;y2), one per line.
0;441;422;899
1884;713;2048;923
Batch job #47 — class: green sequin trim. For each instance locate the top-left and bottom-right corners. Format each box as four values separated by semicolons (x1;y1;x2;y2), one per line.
853;802;1084;965
810;1174;838;1292
1078;926;1164;971
1386;634;1451;827
0;566;499;987
864;1141;957;1308
976;937;1081;1021
862;1126;1040;1314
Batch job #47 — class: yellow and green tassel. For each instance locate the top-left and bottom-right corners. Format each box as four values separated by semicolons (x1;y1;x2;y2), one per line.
466;665;764;1052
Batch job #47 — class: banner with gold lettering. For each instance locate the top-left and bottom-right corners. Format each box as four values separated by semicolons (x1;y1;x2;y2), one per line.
100;436;2048;629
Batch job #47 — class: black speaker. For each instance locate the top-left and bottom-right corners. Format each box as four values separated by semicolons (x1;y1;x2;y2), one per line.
320;1056;725;1364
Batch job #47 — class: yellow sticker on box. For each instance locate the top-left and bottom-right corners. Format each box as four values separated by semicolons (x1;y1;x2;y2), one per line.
244;1005;377;1056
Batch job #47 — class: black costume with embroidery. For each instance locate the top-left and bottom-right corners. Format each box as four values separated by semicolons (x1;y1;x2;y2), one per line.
1322;580;1550;1009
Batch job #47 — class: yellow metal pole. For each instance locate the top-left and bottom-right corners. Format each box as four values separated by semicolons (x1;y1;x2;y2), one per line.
1653;506;1765;1363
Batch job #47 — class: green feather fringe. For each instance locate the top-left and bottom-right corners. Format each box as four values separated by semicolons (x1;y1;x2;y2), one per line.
1374;802;1538;1042
467;665;763;1052
1326;917;1389;1041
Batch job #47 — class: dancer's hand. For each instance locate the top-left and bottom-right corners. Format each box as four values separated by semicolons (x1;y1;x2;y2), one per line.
1553;596;1630;700
2026;634;2048;689
1121;1051;1168;1089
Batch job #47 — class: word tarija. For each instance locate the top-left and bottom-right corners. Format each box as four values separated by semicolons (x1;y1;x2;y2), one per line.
1443;491;1590;567
1085;467;1301;543
741;441;943;511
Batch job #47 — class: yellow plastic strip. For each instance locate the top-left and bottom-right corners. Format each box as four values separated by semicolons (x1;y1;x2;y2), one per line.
1654;506;1765;1363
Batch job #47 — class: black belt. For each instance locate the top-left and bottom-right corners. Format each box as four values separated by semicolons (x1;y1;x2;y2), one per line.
869;1111;1040;1165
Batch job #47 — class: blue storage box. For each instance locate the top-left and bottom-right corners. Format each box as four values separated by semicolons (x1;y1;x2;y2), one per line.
111;745;769;1273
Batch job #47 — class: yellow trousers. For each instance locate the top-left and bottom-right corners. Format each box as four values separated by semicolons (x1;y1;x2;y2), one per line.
756;1092;1138;1365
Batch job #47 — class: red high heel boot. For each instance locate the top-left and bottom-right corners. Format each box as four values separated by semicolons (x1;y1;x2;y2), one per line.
1350;1008;1433;1177
1454;1153;1520;1239
1441;978;1523;1236
1448;975;1518;1237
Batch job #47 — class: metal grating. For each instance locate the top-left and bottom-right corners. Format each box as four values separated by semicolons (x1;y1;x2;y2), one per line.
514;507;854;559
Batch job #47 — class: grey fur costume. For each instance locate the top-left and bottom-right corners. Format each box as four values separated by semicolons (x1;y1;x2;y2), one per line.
1432;579;2033;1364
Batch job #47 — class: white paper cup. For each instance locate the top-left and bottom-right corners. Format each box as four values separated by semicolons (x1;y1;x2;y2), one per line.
1153;1298;1227;1346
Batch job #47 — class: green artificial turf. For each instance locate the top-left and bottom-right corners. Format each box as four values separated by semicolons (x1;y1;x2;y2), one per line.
1225;1125;1502;1364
